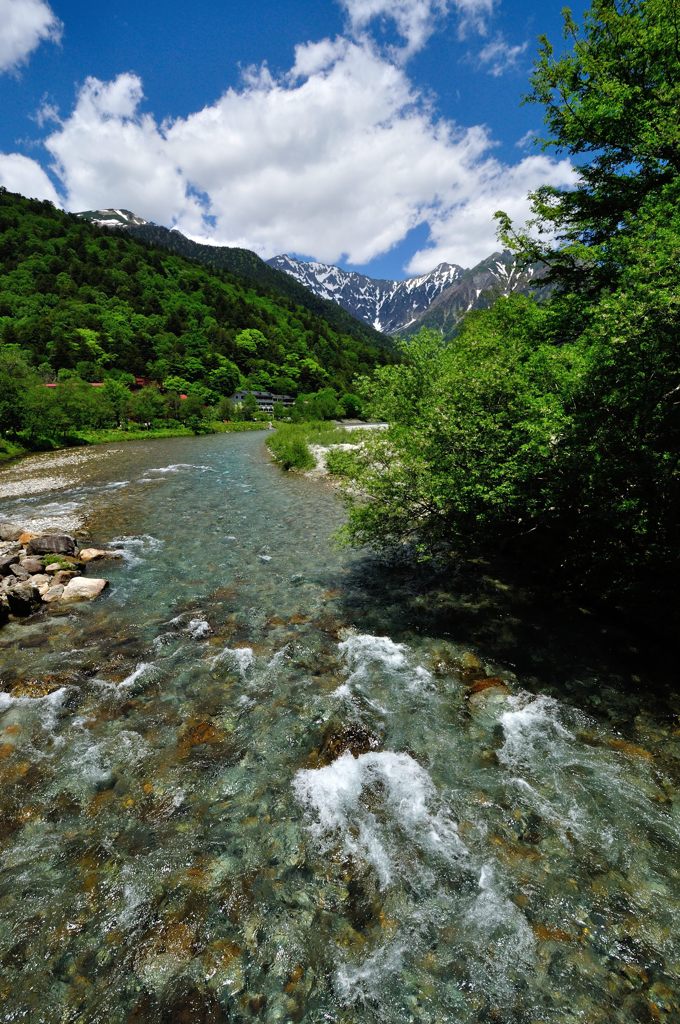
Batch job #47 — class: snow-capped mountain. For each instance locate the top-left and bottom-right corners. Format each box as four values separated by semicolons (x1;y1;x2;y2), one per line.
268;251;545;335
408;251;546;336
267;255;463;335
78;209;150;229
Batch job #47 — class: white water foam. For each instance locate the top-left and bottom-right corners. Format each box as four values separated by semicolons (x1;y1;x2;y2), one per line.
338;633;434;694
118;662;153;689
146;463;214;474
210;645;254;676
293;750;464;889
336;938;408;1003
497;694;576;772
186;618;211;639
464;864;535;996
108;534;164;567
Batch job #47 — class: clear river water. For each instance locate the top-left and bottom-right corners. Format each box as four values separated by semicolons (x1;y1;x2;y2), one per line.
0;431;678;1024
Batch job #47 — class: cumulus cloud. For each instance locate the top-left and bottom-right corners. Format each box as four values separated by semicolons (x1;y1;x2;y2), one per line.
407;154;576;272
478;35;528;76
0;152;60;203
34;37;574;272
0;0;62;74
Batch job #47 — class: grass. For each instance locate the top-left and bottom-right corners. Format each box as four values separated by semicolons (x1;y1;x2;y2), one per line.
72;420;273;446
266;421;351;471
0;439;27;464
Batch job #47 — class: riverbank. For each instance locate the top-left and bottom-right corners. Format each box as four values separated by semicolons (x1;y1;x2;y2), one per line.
0;420;274;468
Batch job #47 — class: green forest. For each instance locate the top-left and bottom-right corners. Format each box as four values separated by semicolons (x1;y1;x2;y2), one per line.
333;0;680;631
0;190;390;450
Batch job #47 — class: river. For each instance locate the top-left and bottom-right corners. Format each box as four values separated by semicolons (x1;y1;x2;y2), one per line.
0;432;678;1023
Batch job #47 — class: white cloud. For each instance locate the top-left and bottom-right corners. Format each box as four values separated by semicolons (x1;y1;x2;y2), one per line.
45;74;206;230
0;0;61;74
478;35;528;76
454;0;495;38
407;154;576;272
35;38;574;272
337;0;496;55
339;0;448;58
516;128;538;150
0;152;60;203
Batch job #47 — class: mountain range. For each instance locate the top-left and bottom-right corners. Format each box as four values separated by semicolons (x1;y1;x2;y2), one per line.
267;252;544;335
79;209;544;337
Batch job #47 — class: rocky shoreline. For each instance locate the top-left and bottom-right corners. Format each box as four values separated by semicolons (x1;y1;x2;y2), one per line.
0;521;118;625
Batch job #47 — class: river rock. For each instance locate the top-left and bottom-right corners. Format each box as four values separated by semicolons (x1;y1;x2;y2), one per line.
51;570;79;587
18;531;36;545
0;523;23;542
60;577;109;601
6;581;41;616
0;551;20;576
27;534;76;557
42;585;64;603
0;600;8;626
80;547;120;563
10;564;30;581
19;557;44;574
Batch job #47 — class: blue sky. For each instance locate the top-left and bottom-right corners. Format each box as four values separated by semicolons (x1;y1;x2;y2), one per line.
0;0;587;278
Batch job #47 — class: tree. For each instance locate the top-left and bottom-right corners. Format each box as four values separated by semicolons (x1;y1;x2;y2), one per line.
339;316;577;558
339;0;680;628
497;0;680;296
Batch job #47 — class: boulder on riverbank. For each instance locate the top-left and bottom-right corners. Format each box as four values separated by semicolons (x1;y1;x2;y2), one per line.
27;534;77;557
0;522;115;623
61;577;109;601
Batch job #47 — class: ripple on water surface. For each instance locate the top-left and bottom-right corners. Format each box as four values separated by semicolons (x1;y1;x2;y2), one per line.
0;432;678;1024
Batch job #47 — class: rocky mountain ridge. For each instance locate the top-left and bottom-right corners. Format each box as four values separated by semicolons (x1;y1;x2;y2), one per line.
268;251;544;335
267;255;463;334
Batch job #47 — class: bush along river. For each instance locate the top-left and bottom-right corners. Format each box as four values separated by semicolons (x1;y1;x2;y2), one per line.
0;431;678;1024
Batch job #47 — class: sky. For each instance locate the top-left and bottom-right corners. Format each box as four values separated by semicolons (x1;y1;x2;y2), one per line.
0;0;588;279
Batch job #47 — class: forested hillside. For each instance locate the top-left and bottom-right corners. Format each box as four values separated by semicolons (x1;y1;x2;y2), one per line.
0;190;389;397
0;190;394;451
77;211;388;349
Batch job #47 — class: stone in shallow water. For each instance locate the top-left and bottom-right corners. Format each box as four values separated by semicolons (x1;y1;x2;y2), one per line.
80;547;121;563
60;577;109;601
9;677;63;699
42;584;64;603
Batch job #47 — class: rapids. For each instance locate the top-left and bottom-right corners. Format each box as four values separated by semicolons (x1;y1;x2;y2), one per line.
0;432;678;1023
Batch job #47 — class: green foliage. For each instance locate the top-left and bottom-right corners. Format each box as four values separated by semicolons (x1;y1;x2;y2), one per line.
0;187;392;449
340;317;579;556
266;421;349;472
341;0;680;628
496;0;680;297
